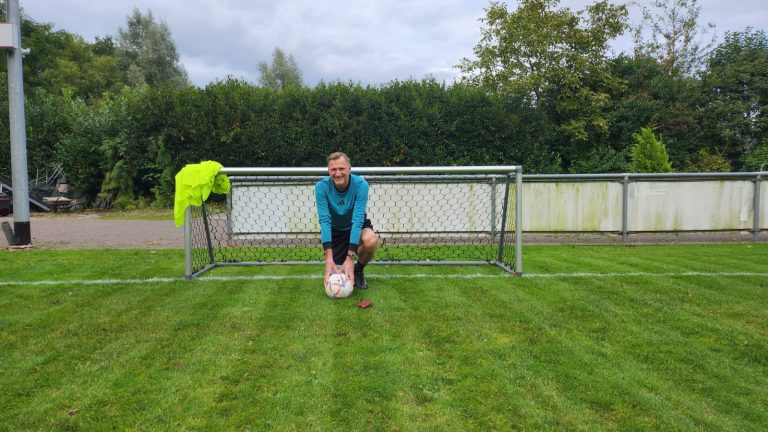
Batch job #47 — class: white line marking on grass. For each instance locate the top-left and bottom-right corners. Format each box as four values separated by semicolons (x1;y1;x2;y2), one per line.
1;271;767;287
0;277;183;287
524;271;768;278
201;274;509;282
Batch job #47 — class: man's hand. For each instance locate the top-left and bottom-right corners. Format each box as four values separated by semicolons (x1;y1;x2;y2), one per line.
343;255;355;285
324;252;336;285
323;250;355;285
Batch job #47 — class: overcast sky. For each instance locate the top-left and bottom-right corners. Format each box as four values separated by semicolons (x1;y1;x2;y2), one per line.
20;0;768;87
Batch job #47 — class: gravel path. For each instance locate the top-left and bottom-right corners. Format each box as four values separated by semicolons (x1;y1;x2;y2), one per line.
1;214;183;249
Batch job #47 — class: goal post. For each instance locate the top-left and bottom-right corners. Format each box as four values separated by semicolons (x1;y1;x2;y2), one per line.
184;166;523;278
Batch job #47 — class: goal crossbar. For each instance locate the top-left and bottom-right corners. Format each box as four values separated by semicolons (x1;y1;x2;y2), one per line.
184;166;523;278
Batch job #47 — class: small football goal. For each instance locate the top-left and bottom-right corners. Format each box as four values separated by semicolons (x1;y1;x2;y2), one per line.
184;166;523;278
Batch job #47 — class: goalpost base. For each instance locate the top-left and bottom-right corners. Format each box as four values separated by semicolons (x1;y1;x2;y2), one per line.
186;260;521;280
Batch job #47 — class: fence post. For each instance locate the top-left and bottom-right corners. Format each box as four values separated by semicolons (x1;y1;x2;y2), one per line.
622;174;629;244
515;168;523;275
755;172;762;242
184;206;193;279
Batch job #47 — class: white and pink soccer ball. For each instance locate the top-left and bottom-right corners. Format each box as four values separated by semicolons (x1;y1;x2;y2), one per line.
325;272;353;298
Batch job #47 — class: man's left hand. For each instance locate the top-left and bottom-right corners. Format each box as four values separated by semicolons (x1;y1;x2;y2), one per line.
343;255;355;285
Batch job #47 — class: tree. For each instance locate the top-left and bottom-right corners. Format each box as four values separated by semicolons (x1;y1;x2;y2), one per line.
37;36;124;99
457;0;628;168
604;54;705;169
700;29;768;165
0;16;125;99
116;8;189;88
568;147;629;173
459;0;626;104
92;36;116;57
258;48;303;90
632;0;716;77
682;149;731;172
630;127;672;172
741;140;768;171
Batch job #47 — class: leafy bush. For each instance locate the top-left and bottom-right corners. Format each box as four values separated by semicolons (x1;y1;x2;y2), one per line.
682;149;732;172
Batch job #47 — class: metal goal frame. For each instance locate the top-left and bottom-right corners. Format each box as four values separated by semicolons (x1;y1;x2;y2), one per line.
184;166;523;278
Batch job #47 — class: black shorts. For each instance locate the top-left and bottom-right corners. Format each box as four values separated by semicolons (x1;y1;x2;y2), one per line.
331;217;374;265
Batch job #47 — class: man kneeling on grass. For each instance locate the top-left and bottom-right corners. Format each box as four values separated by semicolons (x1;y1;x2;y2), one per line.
315;152;378;290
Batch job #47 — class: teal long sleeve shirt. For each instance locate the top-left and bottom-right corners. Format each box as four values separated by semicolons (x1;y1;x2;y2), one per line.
315;174;369;251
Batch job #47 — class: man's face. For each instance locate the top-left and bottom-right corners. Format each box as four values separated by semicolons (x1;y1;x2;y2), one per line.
327;157;351;189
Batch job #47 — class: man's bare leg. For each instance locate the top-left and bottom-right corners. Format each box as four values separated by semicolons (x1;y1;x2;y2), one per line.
354;228;377;289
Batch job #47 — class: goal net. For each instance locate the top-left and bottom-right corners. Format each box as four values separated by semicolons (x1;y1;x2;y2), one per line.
184;166;523;278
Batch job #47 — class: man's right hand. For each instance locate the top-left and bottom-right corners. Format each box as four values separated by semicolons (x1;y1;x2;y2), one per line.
324;253;336;285
342;255;355;285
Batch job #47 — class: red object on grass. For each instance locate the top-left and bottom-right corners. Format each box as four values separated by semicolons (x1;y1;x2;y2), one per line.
358;300;372;309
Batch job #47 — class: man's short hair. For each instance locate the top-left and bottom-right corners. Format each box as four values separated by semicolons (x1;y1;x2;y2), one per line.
327;152;351;165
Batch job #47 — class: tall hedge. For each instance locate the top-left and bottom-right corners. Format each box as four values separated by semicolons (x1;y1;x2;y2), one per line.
0;78;666;206
78;78;545;205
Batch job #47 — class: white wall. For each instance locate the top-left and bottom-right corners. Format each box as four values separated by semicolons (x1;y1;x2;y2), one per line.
628;181;755;231
229;177;767;234
520;179;764;232
520;182;623;231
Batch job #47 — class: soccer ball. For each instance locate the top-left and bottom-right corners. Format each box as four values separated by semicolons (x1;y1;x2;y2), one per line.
325;272;353;298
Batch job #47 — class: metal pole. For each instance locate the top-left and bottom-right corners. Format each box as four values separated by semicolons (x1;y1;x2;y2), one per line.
222;165;521;176
496;175;510;265
514;168;523;276
184;206;193;279
5;0;31;245
754;173;762;242
490;177;497;240
201;202;215;263
622;175;629;243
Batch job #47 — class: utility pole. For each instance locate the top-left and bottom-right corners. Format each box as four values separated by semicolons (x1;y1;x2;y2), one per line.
2;0;31;245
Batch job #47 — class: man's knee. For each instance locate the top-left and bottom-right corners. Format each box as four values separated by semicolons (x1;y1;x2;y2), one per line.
360;229;378;251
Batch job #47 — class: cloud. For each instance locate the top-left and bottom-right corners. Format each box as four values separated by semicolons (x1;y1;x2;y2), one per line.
180;54;256;86
161;0;487;86
21;0;768;88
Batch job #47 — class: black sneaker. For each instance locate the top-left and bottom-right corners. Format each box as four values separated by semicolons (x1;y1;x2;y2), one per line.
354;270;368;290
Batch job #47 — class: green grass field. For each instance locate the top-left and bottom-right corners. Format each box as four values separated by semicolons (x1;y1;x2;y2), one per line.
1;244;767;431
